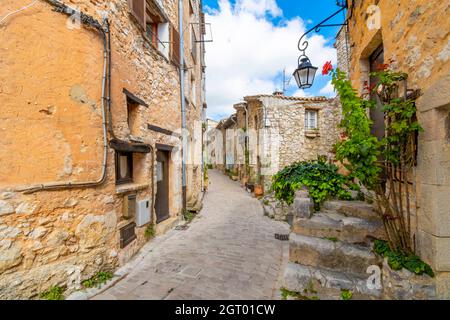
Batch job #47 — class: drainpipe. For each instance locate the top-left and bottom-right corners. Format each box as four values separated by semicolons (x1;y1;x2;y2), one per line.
179;0;187;211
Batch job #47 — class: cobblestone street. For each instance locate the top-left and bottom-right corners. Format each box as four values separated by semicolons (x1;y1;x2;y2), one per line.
92;170;290;300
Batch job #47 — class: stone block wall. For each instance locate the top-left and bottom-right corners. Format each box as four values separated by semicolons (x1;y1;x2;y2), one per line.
342;0;450;298
241;95;342;191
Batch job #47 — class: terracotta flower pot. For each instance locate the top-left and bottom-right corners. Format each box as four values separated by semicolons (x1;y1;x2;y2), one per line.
254;184;263;197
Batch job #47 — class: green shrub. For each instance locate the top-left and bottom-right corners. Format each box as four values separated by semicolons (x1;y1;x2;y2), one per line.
183;210;195;223
82;271;114;288
40;286;64;300
322;237;338;242
144;224;155;239
271;156;356;210
341;289;353;300
374;240;434;277
280;287;319;300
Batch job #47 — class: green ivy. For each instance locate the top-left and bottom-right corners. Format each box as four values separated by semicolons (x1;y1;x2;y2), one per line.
39;286;64;300
82;271;114;288
271;156;356;210
280;287;320;300
331;68;382;189
183;210;196;223
373;240;434;277
340;289;353;300
144;224;156;239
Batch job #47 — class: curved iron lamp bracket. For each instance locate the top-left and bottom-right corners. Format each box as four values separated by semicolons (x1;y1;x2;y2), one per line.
297;5;348;57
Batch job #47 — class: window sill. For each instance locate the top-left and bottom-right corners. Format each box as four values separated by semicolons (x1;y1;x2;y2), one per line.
117;219;135;230
116;183;150;195
305;130;320;138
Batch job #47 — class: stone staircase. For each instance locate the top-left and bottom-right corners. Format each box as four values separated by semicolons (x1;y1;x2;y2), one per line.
281;193;386;300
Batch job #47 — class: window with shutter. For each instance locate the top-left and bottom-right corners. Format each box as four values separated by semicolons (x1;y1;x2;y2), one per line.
129;0;146;29
170;25;181;66
305;110;318;130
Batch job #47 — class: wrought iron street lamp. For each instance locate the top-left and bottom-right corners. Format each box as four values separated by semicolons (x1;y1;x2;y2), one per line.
294;1;348;89
293;55;318;89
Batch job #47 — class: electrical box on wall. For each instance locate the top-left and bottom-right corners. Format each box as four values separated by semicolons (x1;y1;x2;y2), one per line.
136;199;152;227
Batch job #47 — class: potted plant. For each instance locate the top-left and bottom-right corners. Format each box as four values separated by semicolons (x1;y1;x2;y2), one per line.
254;184;264;197
254;172;263;197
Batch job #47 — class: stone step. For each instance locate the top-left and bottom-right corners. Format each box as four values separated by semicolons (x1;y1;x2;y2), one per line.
289;233;381;276
282;262;382;300
323;200;380;221
292;210;386;244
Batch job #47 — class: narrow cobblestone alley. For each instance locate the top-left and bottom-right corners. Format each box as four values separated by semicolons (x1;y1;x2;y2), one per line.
92;170;290;300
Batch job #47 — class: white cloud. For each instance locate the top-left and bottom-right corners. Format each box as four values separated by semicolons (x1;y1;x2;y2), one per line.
204;0;337;120
293;89;312;98
235;0;283;17
318;80;336;97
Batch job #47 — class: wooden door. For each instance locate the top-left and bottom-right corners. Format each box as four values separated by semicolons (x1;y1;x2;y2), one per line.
155;150;170;223
369;45;385;140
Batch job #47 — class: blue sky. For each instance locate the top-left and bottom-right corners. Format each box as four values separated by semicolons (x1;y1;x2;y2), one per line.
202;0;346;120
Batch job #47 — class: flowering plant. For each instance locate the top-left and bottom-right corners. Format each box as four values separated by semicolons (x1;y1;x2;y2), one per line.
322;61;333;75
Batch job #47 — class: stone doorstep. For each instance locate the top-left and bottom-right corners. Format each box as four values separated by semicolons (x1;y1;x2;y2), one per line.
282;262;382;300
289;233;380;276
292;210;386;244
323;200;380;221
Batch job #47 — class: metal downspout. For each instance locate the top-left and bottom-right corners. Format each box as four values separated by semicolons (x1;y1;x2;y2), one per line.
179;0;187;211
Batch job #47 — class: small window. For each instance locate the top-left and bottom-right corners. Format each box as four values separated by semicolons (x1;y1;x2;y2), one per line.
127;98;139;136
305;110;318;130
120;222;137;248
123;194;137;219
146;21;159;48
115;152;133;184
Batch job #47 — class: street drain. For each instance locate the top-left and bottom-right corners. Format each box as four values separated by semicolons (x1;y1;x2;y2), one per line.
275;233;289;241
175;224;189;231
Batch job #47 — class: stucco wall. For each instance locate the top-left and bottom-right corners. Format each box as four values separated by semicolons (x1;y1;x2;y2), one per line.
0;0;193;299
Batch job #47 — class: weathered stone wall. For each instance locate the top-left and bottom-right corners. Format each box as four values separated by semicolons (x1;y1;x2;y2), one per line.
343;0;450;298
0;0;199;299
185;0;206;211
335;25;351;76
240;95;341;191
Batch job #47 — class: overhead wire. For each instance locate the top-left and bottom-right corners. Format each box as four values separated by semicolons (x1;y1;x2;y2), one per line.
0;0;38;25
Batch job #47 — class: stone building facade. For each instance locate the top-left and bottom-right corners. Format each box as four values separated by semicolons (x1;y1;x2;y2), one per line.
203;119;219;167
336;0;450;298
184;0;207;212
215;115;237;173
228;94;342;191
0;0;206;299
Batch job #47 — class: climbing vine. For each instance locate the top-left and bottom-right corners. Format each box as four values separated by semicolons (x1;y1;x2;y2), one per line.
328;63;423;255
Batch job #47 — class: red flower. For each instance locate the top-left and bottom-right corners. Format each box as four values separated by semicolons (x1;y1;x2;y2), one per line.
376;63;389;71
363;81;376;94
322;61;333;75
